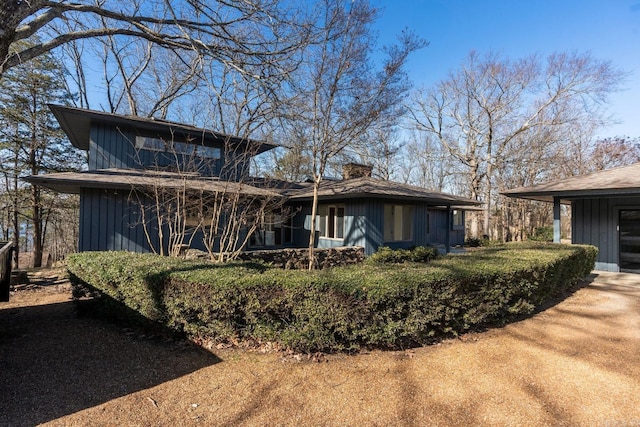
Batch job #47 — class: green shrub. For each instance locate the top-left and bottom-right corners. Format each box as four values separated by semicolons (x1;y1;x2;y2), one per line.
465;237;482;247
67;243;597;353
367;246;439;265
529;226;554;242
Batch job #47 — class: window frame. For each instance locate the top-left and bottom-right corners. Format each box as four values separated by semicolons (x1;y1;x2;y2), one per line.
250;210;293;248
318;204;345;240
452;209;464;230
384;204;415;243
135;135;221;160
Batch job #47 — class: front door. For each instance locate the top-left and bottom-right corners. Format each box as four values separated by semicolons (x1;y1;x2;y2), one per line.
619;210;640;273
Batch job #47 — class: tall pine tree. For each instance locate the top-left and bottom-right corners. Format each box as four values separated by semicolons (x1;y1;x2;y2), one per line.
0;41;82;267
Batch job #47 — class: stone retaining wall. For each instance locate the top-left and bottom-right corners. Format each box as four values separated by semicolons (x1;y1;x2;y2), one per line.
236;246;365;269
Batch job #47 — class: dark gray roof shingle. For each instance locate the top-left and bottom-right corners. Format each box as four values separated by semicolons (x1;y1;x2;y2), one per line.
25;168;282;198
502;163;640;202
288;177;481;206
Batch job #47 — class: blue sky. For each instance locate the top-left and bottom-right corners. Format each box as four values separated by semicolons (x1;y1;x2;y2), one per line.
372;0;640;138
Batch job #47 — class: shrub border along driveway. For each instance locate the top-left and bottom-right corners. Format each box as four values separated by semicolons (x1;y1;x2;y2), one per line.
3;270;639;426
67;243;597;353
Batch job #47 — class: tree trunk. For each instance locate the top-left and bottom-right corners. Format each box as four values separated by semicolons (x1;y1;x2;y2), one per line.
483;161;493;238
11;141;19;269
30;88;43;268
307;179;320;271
11;204;19;269
0;0;32;78
31;185;42;268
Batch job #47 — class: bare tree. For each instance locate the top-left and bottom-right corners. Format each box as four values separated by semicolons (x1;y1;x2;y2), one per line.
88;11;204;117
281;0;424;269
409;51;625;239
268;143;314;182
0;42;82;267
44;193;80;261
131;137;286;262
399;130;458;191
586;136;640;172
344;124;404;181
1;0;313;79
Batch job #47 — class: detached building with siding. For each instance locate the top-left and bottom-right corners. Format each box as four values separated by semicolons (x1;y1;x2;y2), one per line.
503;163;640;273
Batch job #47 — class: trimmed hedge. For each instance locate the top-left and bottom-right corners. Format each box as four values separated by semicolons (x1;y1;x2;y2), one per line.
366;246;439;264
67;243;597;353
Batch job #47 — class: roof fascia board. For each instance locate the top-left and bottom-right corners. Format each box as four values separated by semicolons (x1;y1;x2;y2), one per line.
48;104;278;154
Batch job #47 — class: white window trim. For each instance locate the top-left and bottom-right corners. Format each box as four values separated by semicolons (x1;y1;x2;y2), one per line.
318;204;345;240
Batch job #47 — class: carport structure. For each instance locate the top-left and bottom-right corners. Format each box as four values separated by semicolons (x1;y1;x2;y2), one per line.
502;163;640;273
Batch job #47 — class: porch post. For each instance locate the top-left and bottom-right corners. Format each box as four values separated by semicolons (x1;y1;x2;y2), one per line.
445;205;451;253
553;196;561;243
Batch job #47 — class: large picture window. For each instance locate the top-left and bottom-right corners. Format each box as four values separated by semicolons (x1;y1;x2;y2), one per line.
384;204;414;242
318;205;345;239
135;136;221;160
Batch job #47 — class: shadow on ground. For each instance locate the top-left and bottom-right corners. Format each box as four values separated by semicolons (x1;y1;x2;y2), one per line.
0;297;220;427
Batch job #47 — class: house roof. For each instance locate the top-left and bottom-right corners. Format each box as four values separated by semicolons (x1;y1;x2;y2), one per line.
25;168;282;198
49;104;278;155
287;177;481;207
502;163;640;203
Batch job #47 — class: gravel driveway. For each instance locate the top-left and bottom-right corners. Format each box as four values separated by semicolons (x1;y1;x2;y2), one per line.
1;271;639;426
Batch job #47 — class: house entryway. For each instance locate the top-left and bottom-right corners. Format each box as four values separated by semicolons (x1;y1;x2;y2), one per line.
619;210;640;273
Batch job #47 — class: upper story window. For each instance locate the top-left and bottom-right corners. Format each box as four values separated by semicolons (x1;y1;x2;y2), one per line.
384;204;414;242
318;204;345;239
135;136;221;160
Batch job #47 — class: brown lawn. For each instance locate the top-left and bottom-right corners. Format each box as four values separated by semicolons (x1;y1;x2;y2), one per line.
1;269;639;426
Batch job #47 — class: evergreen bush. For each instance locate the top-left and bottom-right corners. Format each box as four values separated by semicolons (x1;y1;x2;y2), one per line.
67;243;597;353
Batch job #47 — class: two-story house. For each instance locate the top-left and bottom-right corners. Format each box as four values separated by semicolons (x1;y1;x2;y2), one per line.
28;105;481;256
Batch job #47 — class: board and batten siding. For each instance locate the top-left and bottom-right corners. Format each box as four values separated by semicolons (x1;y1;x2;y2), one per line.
88;122;225;174
79;188;151;252
572;197;640;272
428;209;465;248
292;199;462;256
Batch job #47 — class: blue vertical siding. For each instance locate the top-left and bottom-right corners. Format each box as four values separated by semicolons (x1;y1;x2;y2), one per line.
431;210;447;244
572;196;640;272
87;123;226;175
79;188;151;252
414;204;430;247
345;200;370;251
289;199;464;256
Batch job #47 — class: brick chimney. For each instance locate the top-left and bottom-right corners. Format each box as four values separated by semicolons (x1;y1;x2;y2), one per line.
342;163;373;180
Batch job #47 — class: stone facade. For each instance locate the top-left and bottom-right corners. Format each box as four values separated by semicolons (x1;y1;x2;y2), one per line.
237;246;365;269
342;163;373;180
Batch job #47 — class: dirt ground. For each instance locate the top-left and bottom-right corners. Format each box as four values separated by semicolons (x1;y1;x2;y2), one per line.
1;270;639;427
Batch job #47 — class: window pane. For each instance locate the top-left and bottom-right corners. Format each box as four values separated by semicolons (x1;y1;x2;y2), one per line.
384;204;394;241
394;206;403;241
453;210;463;227
318;214;326;236
402;206;414;241
336;207;345;239
134;136;220;159
317;205;327;236
284;216;292;243
328;207;336;238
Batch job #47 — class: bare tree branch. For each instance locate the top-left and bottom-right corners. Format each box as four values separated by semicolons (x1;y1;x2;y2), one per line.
1;0;314;78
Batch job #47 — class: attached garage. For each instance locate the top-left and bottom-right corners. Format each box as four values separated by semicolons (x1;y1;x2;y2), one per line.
502;163;640;273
